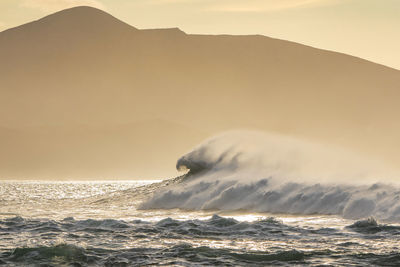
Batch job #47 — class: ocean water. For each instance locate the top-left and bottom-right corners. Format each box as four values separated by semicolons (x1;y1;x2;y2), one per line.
2;131;400;266
1;179;400;266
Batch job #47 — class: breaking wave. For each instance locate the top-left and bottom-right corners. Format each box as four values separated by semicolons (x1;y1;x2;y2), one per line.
141;131;400;221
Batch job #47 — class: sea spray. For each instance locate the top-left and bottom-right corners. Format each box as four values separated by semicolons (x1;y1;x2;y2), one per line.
141;131;400;221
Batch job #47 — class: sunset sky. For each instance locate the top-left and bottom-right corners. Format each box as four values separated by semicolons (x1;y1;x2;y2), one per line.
0;0;399;70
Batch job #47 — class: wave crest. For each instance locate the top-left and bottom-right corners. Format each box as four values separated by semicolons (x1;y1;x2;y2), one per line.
142;131;400;221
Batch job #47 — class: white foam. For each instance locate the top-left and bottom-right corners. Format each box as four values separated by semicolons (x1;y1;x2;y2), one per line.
141;131;400;221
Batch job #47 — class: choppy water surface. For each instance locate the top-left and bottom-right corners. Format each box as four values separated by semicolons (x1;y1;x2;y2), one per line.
1;180;400;266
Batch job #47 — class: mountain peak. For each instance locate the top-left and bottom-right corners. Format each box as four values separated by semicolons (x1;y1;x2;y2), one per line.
0;5;137;37
44;6;113;20
38;6;137;30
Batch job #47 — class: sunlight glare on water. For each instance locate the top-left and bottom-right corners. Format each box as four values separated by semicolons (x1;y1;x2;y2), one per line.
1;180;400;266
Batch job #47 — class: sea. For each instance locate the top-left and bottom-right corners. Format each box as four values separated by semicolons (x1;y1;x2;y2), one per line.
2;131;400;266
1;179;400;266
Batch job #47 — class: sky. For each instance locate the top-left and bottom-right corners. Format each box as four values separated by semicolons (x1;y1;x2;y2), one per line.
0;0;399;70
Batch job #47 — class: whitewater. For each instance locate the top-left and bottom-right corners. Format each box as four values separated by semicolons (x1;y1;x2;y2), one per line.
144;131;400;221
2;131;400;266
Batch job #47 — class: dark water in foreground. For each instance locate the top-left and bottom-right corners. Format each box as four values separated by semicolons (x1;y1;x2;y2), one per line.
1;181;400;266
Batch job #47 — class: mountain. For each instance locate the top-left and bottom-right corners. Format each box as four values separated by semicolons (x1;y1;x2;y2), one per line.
1;6;400;179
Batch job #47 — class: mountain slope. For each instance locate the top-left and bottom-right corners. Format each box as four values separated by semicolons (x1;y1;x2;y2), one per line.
1;6;400;179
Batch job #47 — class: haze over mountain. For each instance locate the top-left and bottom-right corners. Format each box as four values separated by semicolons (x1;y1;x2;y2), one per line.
1;6;400;179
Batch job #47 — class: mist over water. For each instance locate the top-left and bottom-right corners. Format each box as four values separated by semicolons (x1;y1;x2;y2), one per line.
178;131;397;183
143;131;400;221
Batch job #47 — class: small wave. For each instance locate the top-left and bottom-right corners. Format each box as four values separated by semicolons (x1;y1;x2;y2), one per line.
72;218;130;229
4;241;400;266
0;215;329;243
8;243;89;264
347;217;400;234
153;214;297;239
166;244;306;264
6;243;306;265
352;252;400;266
2;216;400;266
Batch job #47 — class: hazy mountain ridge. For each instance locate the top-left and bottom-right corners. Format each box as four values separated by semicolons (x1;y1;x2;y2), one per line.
1;6;399;179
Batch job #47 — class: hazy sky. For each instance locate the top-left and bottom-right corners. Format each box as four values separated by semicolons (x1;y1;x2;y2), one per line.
0;0;399;70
